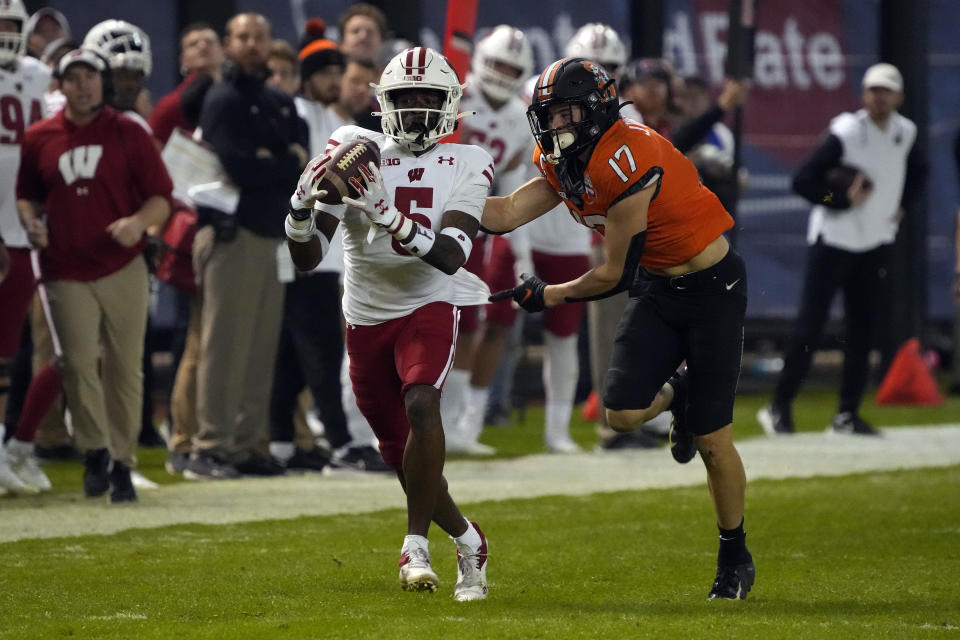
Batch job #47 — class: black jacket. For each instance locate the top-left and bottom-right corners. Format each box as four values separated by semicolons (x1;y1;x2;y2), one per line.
199;63;307;238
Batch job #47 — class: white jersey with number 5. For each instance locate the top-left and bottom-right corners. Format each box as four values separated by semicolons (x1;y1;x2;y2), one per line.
323;125;495;325
1;57;50;248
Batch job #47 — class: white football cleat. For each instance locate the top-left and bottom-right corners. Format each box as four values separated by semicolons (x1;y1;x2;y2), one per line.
0;444;37;494
5;439;52;492
398;546;439;592
130;470;159;490
454;521;489;601
546;437;582;454
446;438;496;456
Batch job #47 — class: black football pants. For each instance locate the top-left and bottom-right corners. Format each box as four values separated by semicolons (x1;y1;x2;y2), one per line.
269;272;350;448
773;240;893;413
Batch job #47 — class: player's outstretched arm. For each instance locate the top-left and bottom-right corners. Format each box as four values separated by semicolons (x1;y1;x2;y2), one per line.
481;176;562;234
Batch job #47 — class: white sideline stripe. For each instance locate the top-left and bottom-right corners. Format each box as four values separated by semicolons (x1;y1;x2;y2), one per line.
1;424;958;543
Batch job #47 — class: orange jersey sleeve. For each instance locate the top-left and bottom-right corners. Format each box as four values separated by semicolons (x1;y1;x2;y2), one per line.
534;118;733;269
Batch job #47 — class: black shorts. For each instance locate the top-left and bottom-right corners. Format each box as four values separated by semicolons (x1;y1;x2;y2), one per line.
603;248;747;435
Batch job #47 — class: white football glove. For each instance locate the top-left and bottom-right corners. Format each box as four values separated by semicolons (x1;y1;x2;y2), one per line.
342;162;410;237
290;155;331;210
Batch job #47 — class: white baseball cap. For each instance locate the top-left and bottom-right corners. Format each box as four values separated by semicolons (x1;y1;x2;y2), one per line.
58;48;105;76
862;63;903;92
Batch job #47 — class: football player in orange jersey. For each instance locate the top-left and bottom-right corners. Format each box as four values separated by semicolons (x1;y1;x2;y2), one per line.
483;57;755;600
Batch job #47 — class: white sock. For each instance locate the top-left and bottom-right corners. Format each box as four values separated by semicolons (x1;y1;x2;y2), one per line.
441;368;470;437
402;534;429;554
543;332;578;442
269;441;295;463
545;401;575;443
453;517;481;549
458;385;489;442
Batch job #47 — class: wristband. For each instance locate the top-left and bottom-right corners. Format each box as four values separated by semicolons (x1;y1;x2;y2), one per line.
399;222;436;256
285;212;316;243
386;209;413;237
440;226;473;260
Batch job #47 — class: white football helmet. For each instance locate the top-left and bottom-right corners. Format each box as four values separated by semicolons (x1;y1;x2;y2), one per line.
375;46;466;153
0;0;27;66
83;19;152;76
564;23;627;74
471;25;534;103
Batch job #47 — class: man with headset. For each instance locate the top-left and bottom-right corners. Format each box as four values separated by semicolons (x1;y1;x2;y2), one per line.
16;48;173;503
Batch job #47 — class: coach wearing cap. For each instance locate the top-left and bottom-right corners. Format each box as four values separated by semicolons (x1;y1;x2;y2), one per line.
15;48;173;501
757;62;925;437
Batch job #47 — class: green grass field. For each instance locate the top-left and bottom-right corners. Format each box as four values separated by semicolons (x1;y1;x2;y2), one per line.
1;391;958;639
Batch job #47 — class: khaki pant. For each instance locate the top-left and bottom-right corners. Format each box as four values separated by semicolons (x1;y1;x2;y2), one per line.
194;227;283;462
168;294;201;455
45;257;149;467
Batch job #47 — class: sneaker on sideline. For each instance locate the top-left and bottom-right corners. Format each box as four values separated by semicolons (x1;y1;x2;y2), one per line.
398;546;439;592
131;470;159;490
5;439;52;491
708;556;755;600
334;445;393;472
0;445;37;494
828;411;880;436
454;521;488;601
184;453;240;480
165;451;189;475
445;438;496;456
83;448;111;497
109;462;138;503
757;403;795;436
285;447;330;472
234;455;286;476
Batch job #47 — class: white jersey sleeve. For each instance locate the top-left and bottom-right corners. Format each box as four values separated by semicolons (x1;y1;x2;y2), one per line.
0;57;51;248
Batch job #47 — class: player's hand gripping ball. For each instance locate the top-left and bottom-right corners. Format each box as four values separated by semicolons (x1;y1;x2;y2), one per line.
290;138;381;210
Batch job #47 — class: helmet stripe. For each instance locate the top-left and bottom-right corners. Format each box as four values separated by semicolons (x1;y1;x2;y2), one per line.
536;57;569;101
417;46;426;74
404;48;414;71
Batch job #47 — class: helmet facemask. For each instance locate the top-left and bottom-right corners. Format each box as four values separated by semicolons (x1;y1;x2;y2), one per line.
528;58;620;196
472;25;533;103
0;0;27;67
375;47;465;153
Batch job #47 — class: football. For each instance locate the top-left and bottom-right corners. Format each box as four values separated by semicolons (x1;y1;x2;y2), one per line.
826;164;873;194
316;138;381;205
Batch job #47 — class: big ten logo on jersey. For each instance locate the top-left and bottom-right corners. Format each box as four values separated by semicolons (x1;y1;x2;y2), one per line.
381;157;400;167
58;145;104;187
0;95;44;145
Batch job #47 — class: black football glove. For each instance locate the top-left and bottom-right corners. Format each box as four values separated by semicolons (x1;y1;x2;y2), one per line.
489;273;548;313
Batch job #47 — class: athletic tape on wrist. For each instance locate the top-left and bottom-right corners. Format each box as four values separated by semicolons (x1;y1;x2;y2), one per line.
399;222;435;256
285;213;315;243
440;226;473;260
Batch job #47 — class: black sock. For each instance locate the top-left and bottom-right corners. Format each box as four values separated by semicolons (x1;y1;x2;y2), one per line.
717;519;751;567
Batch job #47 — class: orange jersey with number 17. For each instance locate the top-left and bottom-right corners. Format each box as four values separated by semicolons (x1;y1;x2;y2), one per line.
533;118;733;270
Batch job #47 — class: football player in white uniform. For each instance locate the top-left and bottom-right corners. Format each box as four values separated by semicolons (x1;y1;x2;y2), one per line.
285;46;491;601
440;25;534;455
83;19;153;132
0;0;52;494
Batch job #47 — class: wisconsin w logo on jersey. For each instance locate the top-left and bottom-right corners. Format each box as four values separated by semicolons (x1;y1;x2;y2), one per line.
58;145;103;185
408;167;425;182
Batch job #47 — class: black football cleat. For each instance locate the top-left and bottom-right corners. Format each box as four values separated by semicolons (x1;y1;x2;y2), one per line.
708;557;755;601
109;462;138;503
668;370;696;464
